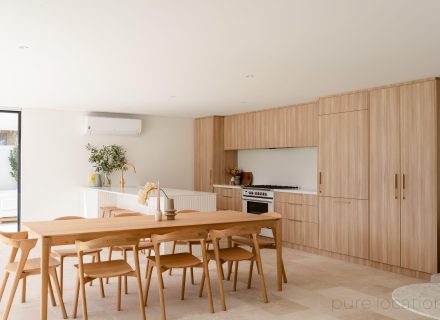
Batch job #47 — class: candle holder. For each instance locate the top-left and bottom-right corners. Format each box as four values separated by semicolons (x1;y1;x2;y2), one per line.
164;198;177;220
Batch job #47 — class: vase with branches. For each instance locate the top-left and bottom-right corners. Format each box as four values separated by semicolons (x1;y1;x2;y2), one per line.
86;144;127;186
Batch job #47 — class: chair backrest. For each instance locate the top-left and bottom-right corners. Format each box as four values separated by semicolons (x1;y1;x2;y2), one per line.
209;225;260;241
0;231;38;275
54;216;85;221
175;210;199;214
75;235;140;253
150;229;208;244
113;211;145;218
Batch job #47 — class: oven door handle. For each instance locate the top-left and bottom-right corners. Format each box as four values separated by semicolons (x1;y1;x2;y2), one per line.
242;197;273;204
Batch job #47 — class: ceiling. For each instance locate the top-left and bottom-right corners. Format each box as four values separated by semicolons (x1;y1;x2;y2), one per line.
1;0;440;118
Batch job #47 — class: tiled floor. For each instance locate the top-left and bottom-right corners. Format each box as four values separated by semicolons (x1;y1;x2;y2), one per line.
0;245;431;319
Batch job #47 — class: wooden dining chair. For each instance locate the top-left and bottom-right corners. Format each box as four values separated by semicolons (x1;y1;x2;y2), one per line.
51;216;105;298
73;234;146;320
169;210;211;284
0;231;67;320
144;229;214;320
107;211;153;294
228;227;287;286
201;225;269;311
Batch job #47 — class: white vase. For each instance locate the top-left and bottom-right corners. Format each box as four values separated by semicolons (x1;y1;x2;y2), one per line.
154;209;162;222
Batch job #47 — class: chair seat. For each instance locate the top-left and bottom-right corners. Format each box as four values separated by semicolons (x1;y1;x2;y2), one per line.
113;240;153;251
52;248;102;258
176;238;212;245
6;257;59;274
232;235;275;248
75;260;133;278
207;247;254;262
148;253;201;268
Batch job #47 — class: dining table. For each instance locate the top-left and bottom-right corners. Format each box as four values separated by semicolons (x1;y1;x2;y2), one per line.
22;210;283;320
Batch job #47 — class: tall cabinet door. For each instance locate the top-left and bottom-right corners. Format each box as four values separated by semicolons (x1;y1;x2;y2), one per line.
319;110;369;199
400;80;437;273
369;87;401;266
194;117;214;192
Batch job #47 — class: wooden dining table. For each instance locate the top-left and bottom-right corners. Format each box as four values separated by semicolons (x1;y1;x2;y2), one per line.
23;210;283;320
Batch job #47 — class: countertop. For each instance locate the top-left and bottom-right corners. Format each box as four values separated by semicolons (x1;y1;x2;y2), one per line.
85;187;216;197
212;184;318;195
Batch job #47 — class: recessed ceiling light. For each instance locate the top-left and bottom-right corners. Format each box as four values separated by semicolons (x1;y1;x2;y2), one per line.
170;95;177;98
240;101;247;104
245;74;254;79
18;45;29;49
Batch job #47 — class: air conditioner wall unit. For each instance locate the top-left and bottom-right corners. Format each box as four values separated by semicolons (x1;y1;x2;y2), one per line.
84;116;142;135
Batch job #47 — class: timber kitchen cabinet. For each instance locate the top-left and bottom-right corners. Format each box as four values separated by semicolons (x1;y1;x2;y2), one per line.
370;79;440;273
194;116;237;192
213;187;242;211
318;108;369;199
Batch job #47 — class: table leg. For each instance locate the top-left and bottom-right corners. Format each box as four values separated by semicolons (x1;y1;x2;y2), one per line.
274;219;282;291
40;237;51;320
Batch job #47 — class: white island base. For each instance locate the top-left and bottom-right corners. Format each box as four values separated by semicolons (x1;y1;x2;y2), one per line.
83;187;217;218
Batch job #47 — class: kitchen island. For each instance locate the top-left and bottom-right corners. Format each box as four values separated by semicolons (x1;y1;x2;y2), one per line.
83;187;216;218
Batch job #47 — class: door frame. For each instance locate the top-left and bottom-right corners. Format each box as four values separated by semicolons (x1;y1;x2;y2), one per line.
0;110;21;231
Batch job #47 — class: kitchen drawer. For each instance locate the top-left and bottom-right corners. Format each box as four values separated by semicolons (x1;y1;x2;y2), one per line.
214;187;242;198
276;202;318;223
274;192;318;206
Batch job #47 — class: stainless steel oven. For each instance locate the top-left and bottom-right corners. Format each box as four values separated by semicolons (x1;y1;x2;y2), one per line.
242;188;274;237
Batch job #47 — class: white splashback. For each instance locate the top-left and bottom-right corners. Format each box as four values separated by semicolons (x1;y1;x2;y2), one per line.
237;147;318;190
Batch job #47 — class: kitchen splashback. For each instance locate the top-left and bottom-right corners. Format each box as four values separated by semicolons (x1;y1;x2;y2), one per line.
237;147;317;190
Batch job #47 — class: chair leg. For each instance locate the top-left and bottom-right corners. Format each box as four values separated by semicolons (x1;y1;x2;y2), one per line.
96;252;105;298
117;276;122;311
73;277;80;318
123;250;128;294
2;271;22;320
233;261;239;291
203;260;215;314
21;276;26;303
247;260;254;289
79;273;89;320
49;269;68;319
0;272;10;302
169;241;176;275
49;278;56;307
282;258;287;283
89;256;95;287
106;247;113;284
214;257;227;311
143;261;153;306
156;262;167;320
134;266;146;320
188;244;194;285
254;256;269;303
181;268;186;300
198;269;205;297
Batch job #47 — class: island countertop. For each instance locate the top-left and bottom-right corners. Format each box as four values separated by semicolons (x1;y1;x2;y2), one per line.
85;186;216;197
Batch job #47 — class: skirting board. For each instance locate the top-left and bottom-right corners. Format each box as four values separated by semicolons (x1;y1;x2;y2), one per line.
282;242;431;280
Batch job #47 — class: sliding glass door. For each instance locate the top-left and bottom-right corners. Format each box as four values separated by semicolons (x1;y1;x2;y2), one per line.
0;111;20;231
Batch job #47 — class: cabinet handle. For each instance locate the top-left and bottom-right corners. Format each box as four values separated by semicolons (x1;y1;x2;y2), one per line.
334;200;351;204
394;174;399;199
287;203;302;206
223;195;232;198
319;172;322;193
402;174;406;200
209;169;213;185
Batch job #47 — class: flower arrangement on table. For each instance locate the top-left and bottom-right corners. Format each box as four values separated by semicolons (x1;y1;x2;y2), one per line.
138;182;176;221
227;167;243;185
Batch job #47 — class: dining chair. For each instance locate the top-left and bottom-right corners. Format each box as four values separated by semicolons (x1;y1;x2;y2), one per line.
73;234;146;320
0;231;67;320
99;206;120;218
107;211;153;294
51;216;105;298
202;225;269;311
228;227;287;286
144;229;214;320
169;210;211;284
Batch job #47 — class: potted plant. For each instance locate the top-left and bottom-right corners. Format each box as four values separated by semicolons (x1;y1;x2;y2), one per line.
86;144;127;186
228;168;243;185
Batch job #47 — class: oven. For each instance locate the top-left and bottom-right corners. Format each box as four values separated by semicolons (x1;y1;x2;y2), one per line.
242;188;274;237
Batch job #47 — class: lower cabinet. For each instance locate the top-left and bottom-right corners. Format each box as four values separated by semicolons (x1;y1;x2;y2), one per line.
213;187;242;211
275;192;318;248
318;197;368;259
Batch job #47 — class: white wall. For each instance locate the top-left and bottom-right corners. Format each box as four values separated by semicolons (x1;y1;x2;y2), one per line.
238;147;318;191
21;109;194;221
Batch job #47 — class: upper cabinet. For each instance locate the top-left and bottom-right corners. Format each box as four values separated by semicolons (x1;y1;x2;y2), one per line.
224;102;318;150
319;91;369;115
194;116;237;192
